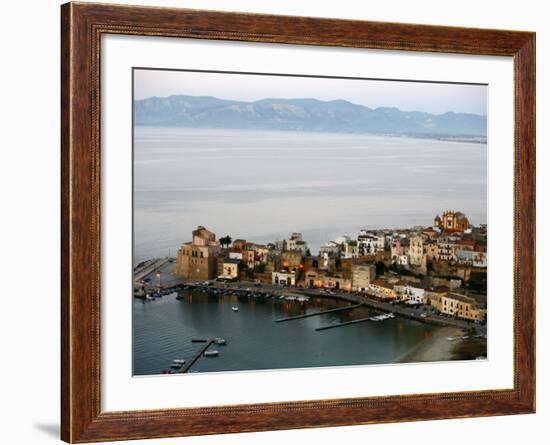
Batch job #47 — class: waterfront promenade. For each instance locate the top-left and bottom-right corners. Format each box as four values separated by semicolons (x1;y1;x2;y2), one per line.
135;258;486;336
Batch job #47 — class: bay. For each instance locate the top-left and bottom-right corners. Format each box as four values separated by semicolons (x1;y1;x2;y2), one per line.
133;127;487;263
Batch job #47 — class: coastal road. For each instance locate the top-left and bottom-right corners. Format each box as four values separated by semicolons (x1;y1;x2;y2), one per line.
135;267;486;336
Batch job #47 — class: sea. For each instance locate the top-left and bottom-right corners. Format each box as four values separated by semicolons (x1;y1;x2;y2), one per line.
132;126;486;375
133;289;440;375
133;127;487;263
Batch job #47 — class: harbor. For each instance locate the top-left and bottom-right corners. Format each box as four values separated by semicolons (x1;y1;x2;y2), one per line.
133;260;486;376
133;258;487;336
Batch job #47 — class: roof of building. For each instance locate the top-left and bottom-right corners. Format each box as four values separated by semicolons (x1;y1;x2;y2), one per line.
456;239;476;246
351;262;376;269
425;286;449;293
371;279;394;289
223;258;241;264
446;292;477;304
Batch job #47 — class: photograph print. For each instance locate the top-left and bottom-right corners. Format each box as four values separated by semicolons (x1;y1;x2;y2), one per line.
132;68;488;376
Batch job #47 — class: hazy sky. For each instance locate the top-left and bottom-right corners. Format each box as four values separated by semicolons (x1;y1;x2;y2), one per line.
134;69;487;116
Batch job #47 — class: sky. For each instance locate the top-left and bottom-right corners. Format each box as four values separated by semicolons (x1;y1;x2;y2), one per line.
134;68;487;116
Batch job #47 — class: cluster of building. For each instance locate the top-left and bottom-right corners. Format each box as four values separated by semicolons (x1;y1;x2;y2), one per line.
174;210;487;322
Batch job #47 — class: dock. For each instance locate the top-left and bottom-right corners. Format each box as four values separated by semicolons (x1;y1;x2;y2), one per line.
316;316;378;331
274;303;364;323
180;339;214;373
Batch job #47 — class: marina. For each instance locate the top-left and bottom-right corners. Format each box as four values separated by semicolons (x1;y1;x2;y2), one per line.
133;286;448;375
133;262;485;335
179;339;215;373
275;303;364;323
316;312;395;331
132;260;486;376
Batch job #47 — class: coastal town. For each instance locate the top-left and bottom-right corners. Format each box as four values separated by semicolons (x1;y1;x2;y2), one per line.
136;210;487;327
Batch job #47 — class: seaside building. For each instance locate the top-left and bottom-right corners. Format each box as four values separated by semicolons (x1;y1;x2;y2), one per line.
424;241;439;261
456;250;487;268
241;249;255;268
175;226;221;280
321;275;352;291
283;233;309;255
398;284;427;304
409;236;425;267
357;230;385;256
272;270;296;286
424;287;449;306
367;279;398;300
232;239;247;251
436;239;459;262
218;258;240;280
279;250;303;270
391;238;406;260
304;270;321;288
319;241;341;259
342;239;359;259
253;245;270;264
351;263;377;292
434;211;471;233
228;251;243;261
431;292;486;322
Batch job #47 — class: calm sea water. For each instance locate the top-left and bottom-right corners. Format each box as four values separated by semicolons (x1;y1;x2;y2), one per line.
133;127;487;263
133;290;438;375
132;127;484;374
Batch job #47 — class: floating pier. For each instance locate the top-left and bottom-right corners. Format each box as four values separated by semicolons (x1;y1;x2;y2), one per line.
316;315;387;331
180;339;214;373
274;303;364;323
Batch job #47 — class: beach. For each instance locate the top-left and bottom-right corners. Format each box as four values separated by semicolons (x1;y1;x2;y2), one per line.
396;326;465;363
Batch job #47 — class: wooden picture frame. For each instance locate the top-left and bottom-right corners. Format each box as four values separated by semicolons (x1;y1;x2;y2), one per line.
61;2;535;442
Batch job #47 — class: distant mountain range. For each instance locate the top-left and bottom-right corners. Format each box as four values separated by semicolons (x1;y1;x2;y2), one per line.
134;95;487;138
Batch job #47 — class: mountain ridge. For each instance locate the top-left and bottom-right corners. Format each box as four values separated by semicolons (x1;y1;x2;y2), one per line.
134;95;487;137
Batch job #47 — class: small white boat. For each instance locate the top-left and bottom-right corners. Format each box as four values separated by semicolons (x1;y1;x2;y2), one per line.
170;363;183;369
172;359;186;364
204;350;219;357
213;338;226;345
446;337;456;341
231;306;239;312
370;313;394;322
